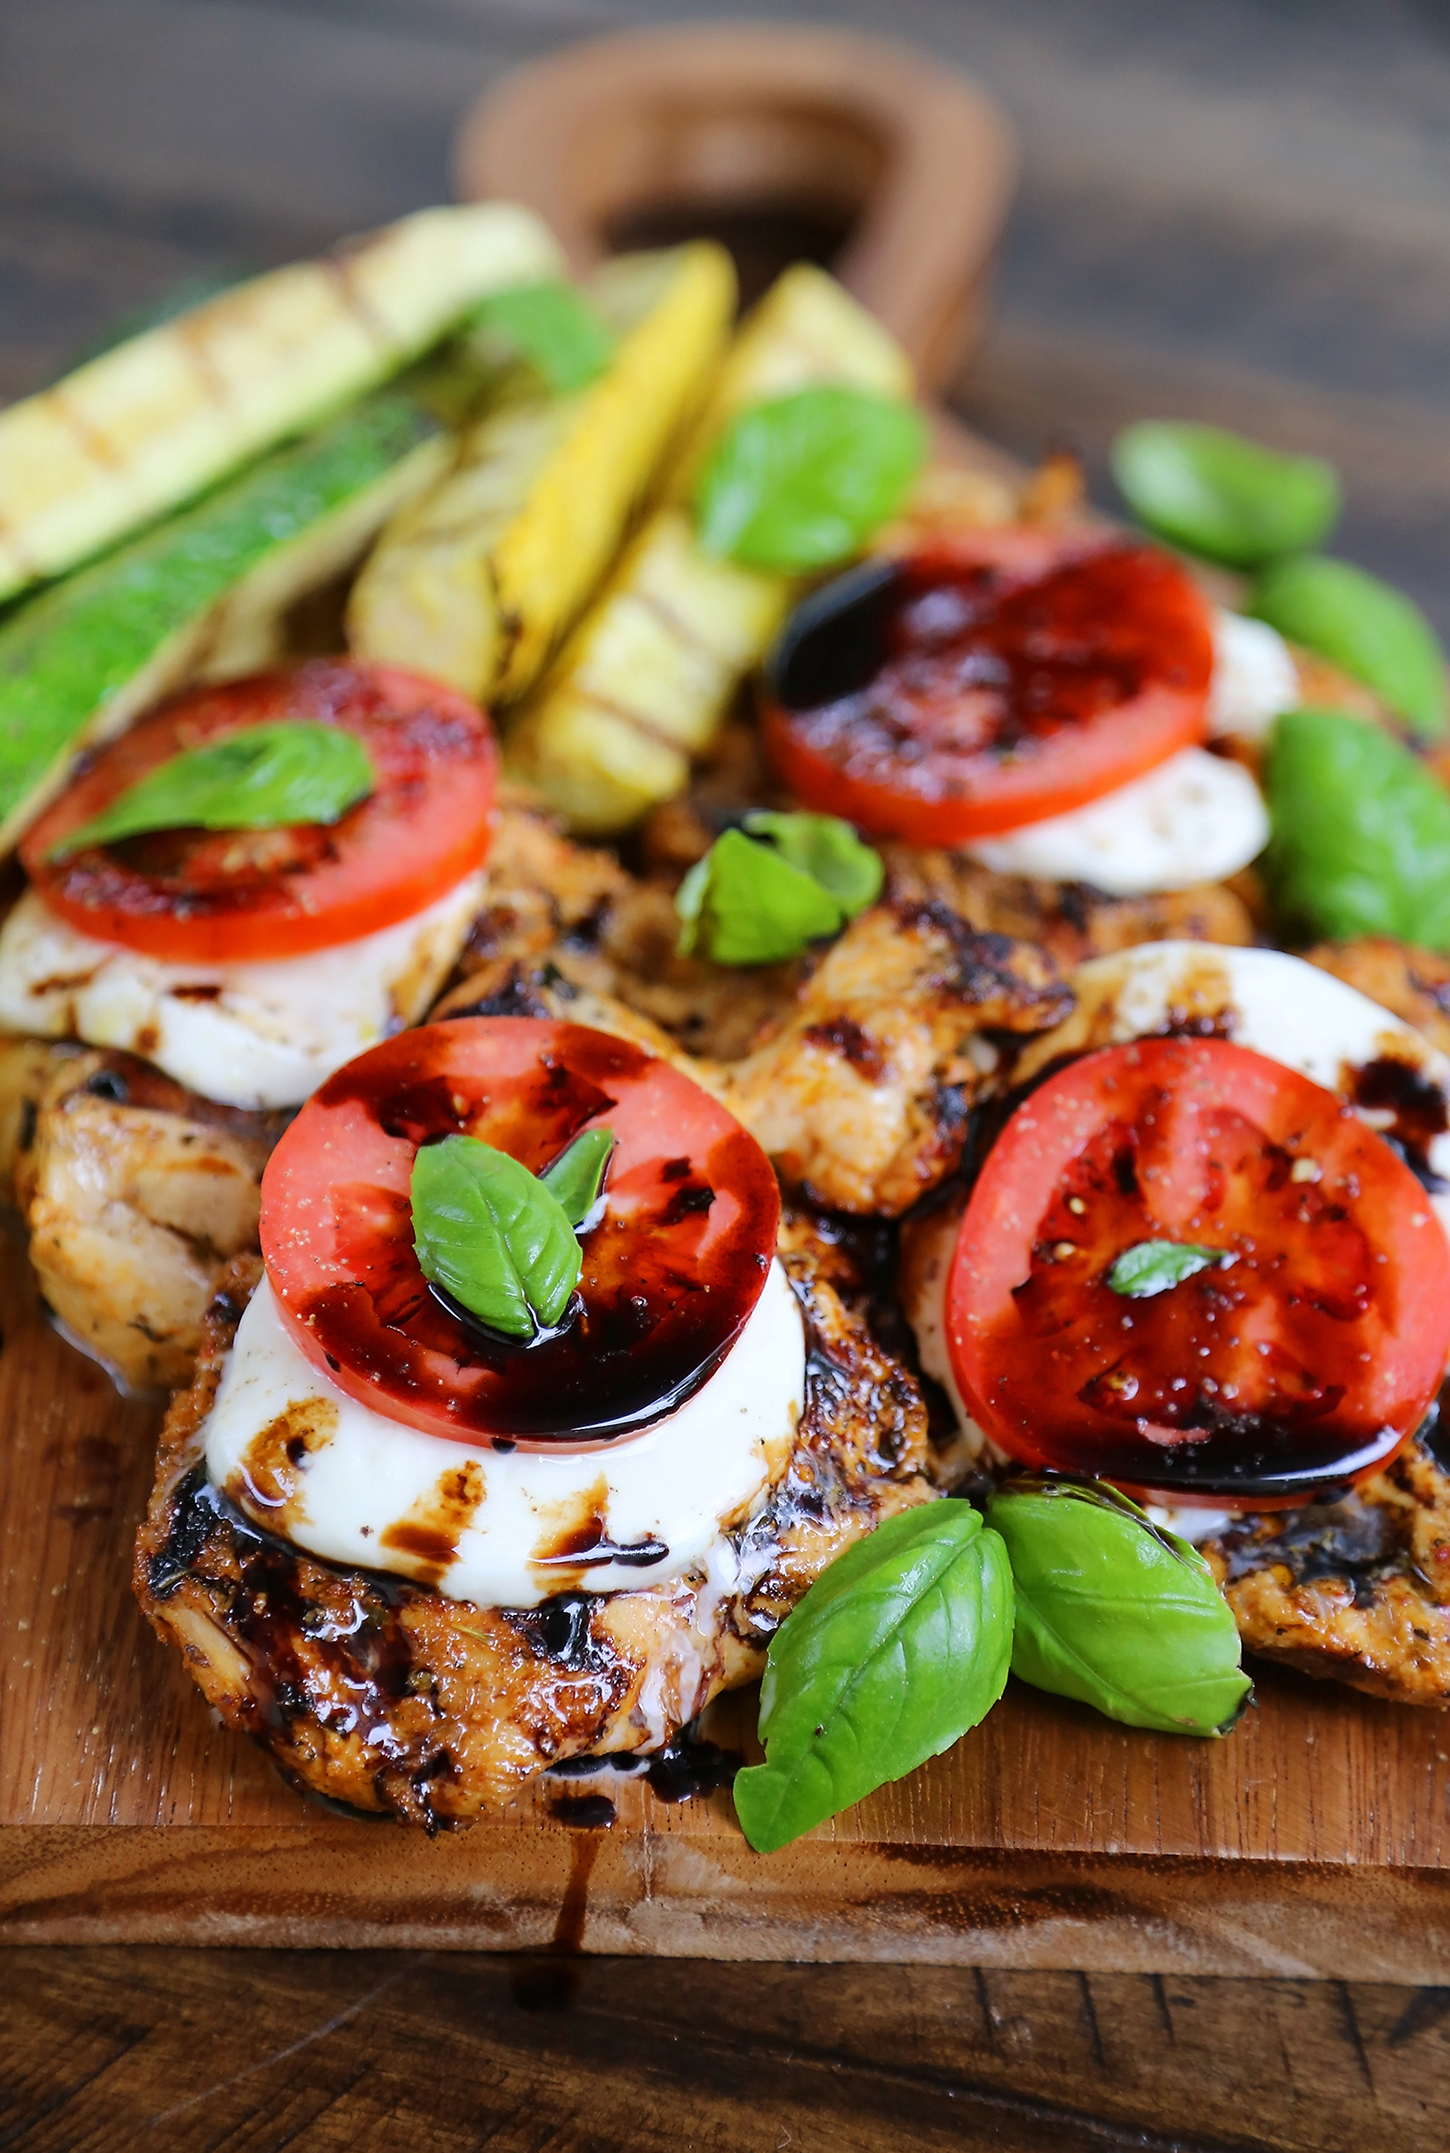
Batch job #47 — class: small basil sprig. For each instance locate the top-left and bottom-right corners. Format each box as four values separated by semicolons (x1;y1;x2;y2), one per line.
411;1126;613;1341
470;280;614;395
694;385;927;573
733;1503;1013;1854
1264;707;1450;949
985;1479;1252;1737
1251;555;1447;741
676;811;883;966
1107;1240;1229;1298
1111;421;1339;569
51;721;375;858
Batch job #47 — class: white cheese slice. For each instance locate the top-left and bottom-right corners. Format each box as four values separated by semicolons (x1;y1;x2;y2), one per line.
1208;608;1300;744
1145;1505;1235;1543
965;746;1268;895
204;1263;805;1608
0;871;485;1110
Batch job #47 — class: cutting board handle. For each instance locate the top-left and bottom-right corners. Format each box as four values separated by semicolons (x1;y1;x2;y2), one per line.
454;22;1018;396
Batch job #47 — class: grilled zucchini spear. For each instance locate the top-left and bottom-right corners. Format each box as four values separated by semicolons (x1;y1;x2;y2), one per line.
0;393;447;852
0;202;561;604
505;265;913;835
347;243;736;704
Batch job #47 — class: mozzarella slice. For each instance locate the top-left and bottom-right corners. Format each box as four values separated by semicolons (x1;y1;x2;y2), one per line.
1208;608;1300;744
204;1264;806;1608
966;746;1268;896
0;871;485;1110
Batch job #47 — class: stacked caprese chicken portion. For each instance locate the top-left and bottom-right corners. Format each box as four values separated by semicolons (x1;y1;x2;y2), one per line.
0;660;497;1382
762;526;1279;896
136;1015;936;1825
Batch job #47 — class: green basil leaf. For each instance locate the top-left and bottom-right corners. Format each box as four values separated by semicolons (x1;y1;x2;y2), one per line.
539;1126;614;1229
1251;554;1447;740
51;721;374;858
1106;1240;1228;1298
411;1133;582;1341
469;280;614;395
985;1479;1252;1737
1264;707;1450;949
1111;421;1339;569
742;810;883;916
733;1503;1014;1853
676;826;843;965
694;386;927;573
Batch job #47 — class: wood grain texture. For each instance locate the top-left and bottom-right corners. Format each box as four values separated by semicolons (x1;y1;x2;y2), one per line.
3;1945;1450;2153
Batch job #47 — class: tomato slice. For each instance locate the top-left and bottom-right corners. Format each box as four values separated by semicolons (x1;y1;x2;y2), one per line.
761;529;1214;845
946;1036;1450;1504
24;660;497;963
260;1017;782;1444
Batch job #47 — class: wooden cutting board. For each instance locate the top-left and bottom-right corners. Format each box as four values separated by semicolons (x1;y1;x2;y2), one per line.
5;25;1450;1978
4;1214;1450;1975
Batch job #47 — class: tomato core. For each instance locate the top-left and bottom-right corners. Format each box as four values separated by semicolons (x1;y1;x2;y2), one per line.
762;529;1214;845
946;1036;1450;1502
24;660;498;963
260;1018;782;1444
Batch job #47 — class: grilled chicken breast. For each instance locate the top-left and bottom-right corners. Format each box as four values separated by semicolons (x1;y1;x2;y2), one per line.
1203;1433;1450;1706
2;1041;281;1386
135;1212;936;1825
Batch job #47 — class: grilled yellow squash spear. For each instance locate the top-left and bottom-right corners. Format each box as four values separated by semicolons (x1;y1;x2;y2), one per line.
0;202;562;605
506;265;913;835
347;243;736;704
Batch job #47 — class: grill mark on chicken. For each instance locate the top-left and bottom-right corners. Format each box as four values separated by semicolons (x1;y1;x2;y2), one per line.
134;1221;936;1824
882;848;1255;972
800;1015;886;1081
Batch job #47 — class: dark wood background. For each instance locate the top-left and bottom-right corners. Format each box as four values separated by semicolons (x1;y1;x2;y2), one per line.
4;1;1450;2144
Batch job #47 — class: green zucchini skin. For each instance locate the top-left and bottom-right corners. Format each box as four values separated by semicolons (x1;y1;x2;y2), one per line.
0;393;447;852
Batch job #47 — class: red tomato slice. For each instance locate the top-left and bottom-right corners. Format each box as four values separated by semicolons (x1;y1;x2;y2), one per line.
260;1017;782;1445
946;1036;1450;1505
24;660;497;963
762;529;1214;845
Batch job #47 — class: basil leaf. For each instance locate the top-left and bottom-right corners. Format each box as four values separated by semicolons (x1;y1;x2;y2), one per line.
1111;421;1339;569
742;810;884;917
986;1479;1251;1737
1264;707;1450;949
1106;1240;1228;1298
539;1126;614;1229
694;386;928;573
469;281;614;395
411;1133;582;1341
52;721;374;858
732;1503;1014;1853
1252;554;1447;740
676;827;843;965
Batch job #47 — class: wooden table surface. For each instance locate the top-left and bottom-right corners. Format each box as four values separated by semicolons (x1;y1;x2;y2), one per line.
4;1;1450;2144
